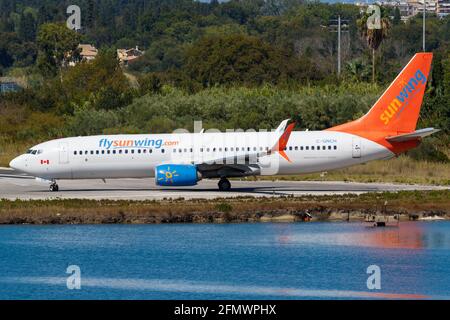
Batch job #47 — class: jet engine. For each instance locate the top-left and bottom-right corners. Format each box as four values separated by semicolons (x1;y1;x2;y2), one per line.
155;164;201;186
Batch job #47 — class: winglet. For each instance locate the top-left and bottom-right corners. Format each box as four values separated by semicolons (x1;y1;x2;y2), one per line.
272;122;295;162
275;119;290;134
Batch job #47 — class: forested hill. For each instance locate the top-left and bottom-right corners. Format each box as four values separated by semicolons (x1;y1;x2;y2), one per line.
1;0;449;84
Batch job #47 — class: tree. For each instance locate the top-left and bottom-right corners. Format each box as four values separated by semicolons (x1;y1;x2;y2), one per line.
393;7;401;26
357;7;391;83
184;34;293;87
61;50;133;111
36;23;81;77
18;12;37;42
139;73;162;95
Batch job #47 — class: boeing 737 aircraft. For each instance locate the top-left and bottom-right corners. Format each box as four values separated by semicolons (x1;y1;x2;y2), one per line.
9;53;439;192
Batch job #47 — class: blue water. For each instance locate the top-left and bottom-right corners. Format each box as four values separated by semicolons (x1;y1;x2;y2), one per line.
0;221;449;299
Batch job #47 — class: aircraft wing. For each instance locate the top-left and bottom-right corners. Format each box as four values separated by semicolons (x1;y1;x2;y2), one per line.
194;120;295;177
386;128;440;142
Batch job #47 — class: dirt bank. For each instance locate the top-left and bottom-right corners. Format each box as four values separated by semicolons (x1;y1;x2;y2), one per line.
0;190;448;224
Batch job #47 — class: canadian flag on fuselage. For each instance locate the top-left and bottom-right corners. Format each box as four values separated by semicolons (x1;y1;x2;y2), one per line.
327;53;434;154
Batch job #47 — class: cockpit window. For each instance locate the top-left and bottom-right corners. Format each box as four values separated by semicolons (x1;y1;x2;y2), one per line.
26;149;43;155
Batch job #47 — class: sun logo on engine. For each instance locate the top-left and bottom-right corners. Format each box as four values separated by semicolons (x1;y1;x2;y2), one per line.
158;167;179;184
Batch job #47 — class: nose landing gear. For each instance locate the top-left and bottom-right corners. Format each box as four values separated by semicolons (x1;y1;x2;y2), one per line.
49;182;59;192
218;178;231;191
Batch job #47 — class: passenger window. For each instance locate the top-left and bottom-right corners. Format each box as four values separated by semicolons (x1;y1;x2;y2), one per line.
200;148;203;152
179;149;182;153
306;146;309;150
102;150;105;154
107;150;110;154
161;149;165;153
334;146;337;150
253;147;257;151
131;150;134;154
295;146;298;151
96;150;99;155
190;148;193;152
300;146;304;150
247;147;250;151
74;151;77;155
125;150;128;154
113;150;116;154
311;146;315;150
119;150;122;154
225;147;228;152
85;151;88;155
207;148;210;152
289;146;292;151
143;149;147;154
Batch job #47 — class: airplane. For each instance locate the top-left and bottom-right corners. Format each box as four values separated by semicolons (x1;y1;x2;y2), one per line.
9;53;439;192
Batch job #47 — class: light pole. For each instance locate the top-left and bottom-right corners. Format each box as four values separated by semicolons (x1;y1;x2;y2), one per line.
423;0;426;51
329;16;349;78
338;15;341;77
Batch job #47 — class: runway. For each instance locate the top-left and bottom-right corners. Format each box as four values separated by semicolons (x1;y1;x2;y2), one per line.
1;167;448;201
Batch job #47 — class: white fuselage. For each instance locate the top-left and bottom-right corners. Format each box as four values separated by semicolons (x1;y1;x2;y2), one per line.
10;131;394;181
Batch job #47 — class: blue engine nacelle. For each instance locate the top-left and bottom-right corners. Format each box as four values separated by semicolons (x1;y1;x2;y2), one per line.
155;164;201;186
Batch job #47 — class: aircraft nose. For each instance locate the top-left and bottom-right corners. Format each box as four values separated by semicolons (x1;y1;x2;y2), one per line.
9;156;23;171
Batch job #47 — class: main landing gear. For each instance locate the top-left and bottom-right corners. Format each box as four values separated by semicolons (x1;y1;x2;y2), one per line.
49;182;59;192
218;178;231;191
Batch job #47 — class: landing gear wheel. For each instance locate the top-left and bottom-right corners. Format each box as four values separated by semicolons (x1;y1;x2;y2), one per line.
49;183;59;192
218;178;231;191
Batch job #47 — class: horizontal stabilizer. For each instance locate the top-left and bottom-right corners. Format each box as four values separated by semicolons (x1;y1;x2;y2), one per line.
386;128;440;142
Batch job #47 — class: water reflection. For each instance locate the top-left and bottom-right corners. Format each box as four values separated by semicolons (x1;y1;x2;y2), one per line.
274;221;450;250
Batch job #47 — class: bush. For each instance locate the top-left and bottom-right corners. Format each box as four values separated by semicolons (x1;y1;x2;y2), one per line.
407;139;449;163
215;202;233;213
65;103;121;136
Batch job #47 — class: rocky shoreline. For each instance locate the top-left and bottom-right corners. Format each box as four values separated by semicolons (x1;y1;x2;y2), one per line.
0;190;448;225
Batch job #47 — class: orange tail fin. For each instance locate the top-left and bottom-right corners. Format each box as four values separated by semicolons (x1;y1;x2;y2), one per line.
328;53;433;140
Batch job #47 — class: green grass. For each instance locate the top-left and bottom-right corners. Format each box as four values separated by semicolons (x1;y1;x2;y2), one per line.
261;156;450;186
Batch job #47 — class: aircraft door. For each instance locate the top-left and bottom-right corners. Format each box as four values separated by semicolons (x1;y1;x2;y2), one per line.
352;137;361;158
59;142;69;164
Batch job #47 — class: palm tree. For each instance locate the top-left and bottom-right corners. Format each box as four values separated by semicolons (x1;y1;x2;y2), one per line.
357;7;391;83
